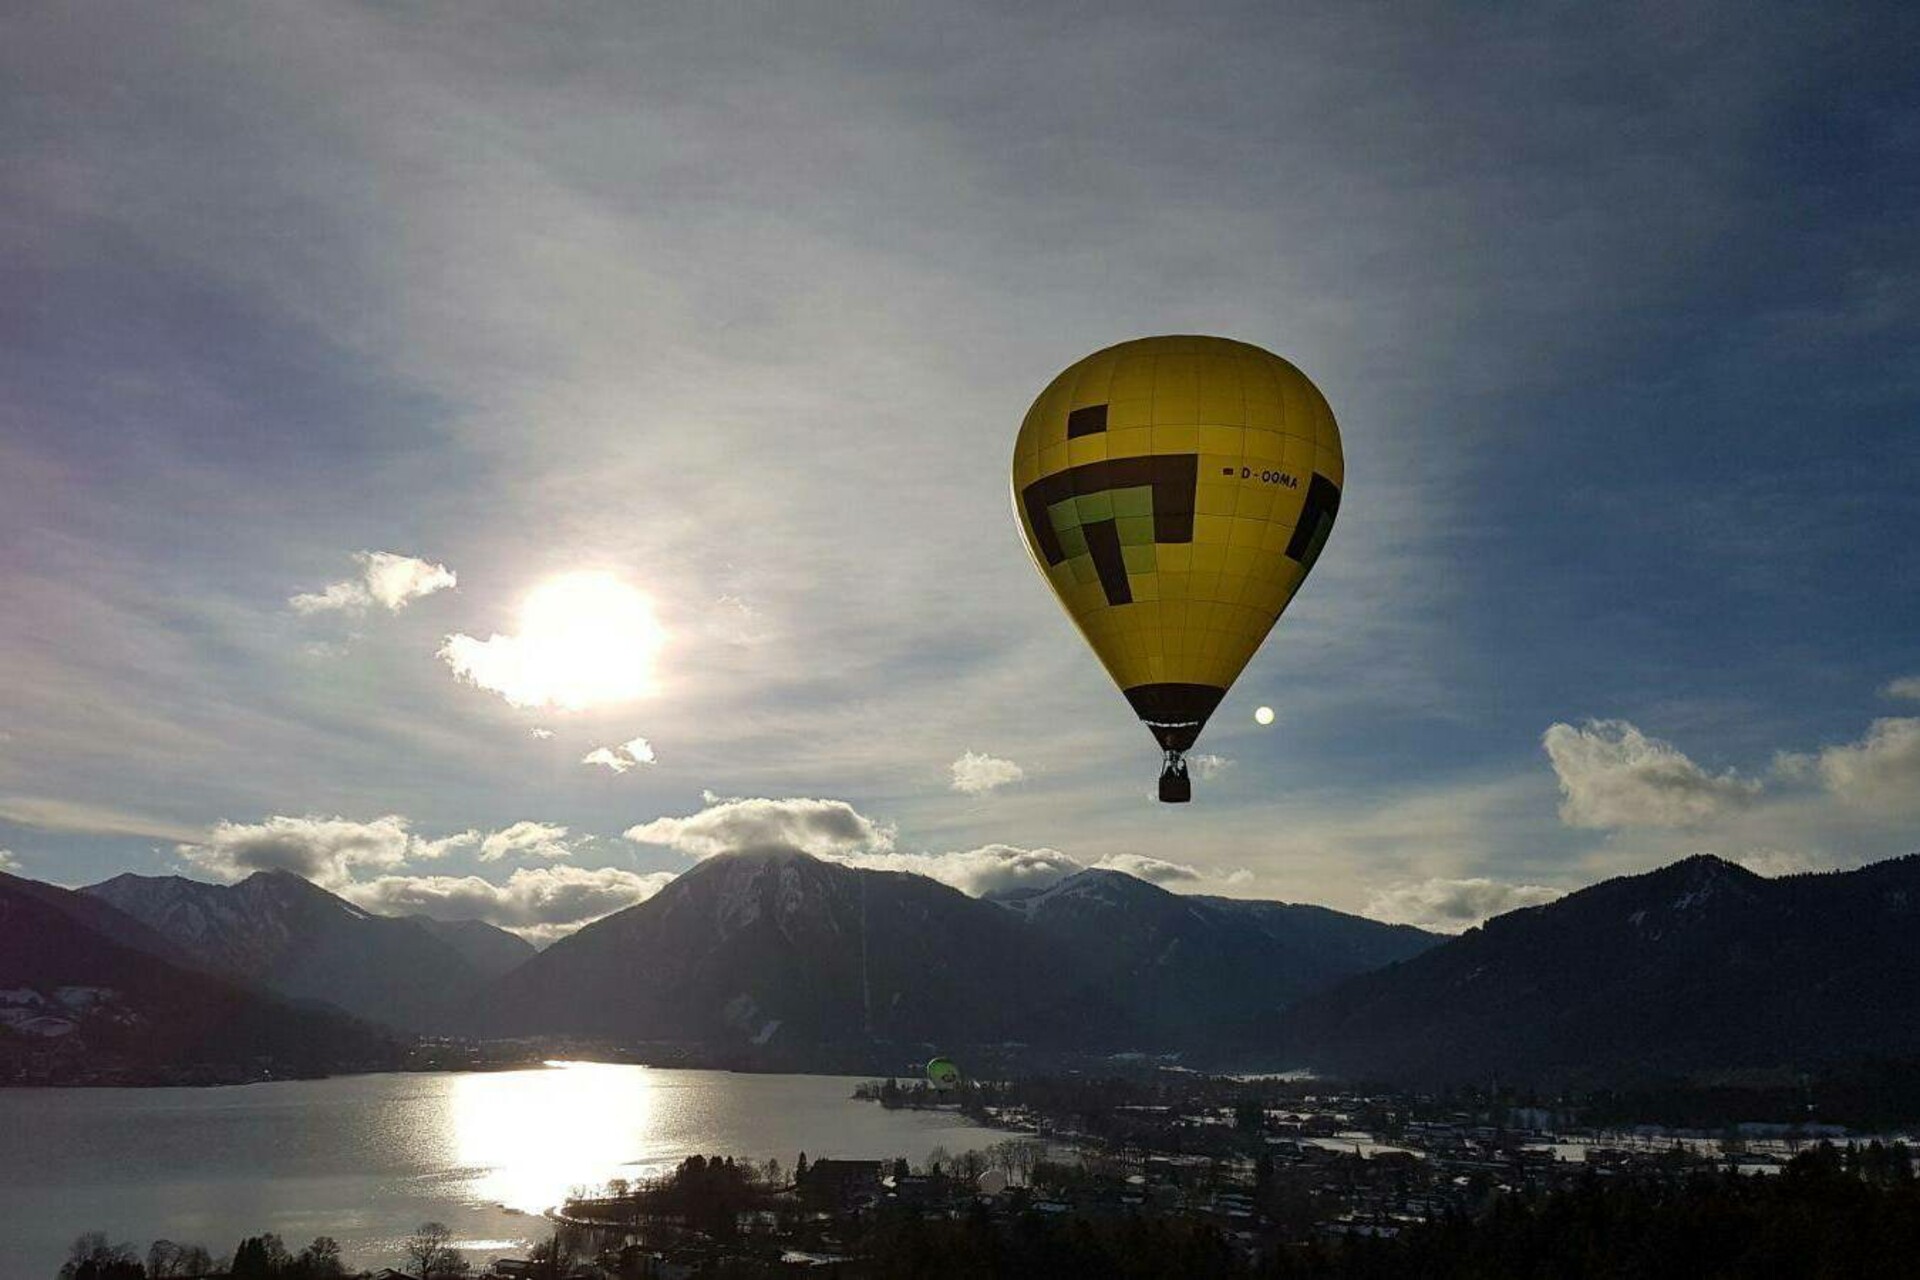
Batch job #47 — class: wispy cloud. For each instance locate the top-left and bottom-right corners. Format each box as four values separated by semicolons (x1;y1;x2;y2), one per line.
290;551;455;615
0;849;20;874
1883;677;1920;702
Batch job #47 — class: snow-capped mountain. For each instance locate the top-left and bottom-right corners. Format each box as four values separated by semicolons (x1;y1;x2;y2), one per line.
0;871;393;1078
1269;853;1920;1084
83;870;525;1033
486;848;1130;1048
487;851;1439;1052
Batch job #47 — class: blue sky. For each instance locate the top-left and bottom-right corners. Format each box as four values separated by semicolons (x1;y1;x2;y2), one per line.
3;3;1917;940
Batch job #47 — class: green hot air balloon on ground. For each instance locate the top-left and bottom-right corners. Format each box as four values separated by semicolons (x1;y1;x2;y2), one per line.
925;1056;962;1092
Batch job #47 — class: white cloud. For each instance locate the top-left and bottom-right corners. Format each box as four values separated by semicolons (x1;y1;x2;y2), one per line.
583;736;656;773
178;814;418;888
440;572;666;710
341;864;675;946
831;844;1086;897
290;551;455;615
950;751;1026;795
1190;754;1234;781
415;829;479;860
478;820;575;861
1732;848;1836;878
530;727;555;740
625;795;895;860
1801;717;1920;815
1090;852;1203;885
1363;877;1563;932
1883;677;1920;702
1543;719;1762;829
623;795;1257;897
0;849;20;874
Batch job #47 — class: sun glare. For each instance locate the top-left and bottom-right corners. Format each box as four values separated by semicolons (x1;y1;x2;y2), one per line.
441;571;666;710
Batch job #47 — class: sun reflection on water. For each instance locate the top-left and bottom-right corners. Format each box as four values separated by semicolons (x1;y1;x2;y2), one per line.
451;1061;658;1214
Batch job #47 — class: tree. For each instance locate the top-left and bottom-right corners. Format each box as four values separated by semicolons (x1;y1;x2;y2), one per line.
147;1240;182;1278
293;1236;344;1279
795;1152;809;1183
403;1222;469;1279
230;1236;270;1280
60;1234;143;1280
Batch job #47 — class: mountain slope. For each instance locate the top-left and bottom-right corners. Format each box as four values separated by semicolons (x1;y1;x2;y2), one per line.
1272;854;1920;1085
486;850;1133;1048
84;870;501;1033
994;870;1439;1039
414;915;536;978
0;871;394;1080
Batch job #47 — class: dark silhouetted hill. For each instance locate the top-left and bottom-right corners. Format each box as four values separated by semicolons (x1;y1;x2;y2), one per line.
1270;853;1920;1085
0;870;394;1081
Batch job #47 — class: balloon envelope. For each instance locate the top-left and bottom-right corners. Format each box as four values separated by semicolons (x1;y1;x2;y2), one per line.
1011;336;1343;796
925;1056;961;1090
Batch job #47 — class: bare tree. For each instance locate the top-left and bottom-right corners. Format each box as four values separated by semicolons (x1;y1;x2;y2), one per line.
403;1222;469;1279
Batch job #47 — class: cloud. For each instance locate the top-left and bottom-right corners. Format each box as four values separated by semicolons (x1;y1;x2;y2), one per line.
832;844;1087;897
1543;720;1762;829
1800;717;1920;815
1189;754;1234;781
950;752;1026;795
622;795;1256;897
178;814;418;888
415;829;479;860
1364;878;1564;932
341;864;675;945
583;737;656;773
530;728;555;740
290;551;455;614
478;820;574;861
0;796;207;843
0;849;20;874
1884;677;1920;702
625;796;895;860
1090;853;1204;885
1732;848;1837;878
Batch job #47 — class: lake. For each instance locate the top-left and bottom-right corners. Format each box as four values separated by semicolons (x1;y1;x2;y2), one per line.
0;1063;1004;1276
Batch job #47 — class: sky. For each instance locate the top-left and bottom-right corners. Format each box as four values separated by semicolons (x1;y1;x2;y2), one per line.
3;2;1918;942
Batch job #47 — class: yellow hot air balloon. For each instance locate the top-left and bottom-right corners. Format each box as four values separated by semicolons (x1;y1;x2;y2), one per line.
1011;336;1344;802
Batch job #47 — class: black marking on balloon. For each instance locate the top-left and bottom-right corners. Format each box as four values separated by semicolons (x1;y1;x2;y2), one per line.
1082;518;1132;606
1022;455;1199;566
1284;472;1342;570
1066;404;1109;438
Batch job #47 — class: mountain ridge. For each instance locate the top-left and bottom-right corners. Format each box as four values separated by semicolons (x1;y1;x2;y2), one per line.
1266;851;1920;1085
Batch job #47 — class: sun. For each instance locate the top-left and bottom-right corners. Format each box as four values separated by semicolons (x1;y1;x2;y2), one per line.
441;571;666;710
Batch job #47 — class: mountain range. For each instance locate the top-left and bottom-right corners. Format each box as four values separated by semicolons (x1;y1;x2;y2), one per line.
1266;853;1920;1085
85;870;535;1033
14;849;1920;1087
0;871;394;1082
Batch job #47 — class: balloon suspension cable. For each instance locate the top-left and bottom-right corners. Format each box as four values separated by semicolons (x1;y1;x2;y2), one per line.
1158;748;1192;804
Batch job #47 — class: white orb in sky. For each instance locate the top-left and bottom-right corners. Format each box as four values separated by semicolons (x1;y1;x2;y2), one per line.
440;571;666;710
1254;706;1275;726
